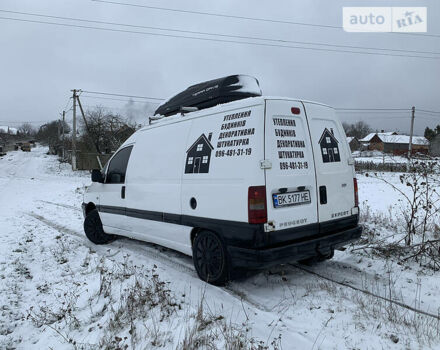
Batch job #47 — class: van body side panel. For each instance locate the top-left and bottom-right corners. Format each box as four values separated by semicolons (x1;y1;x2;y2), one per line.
264;100;318;236
125;123;193;255
302;102;356;224
181;103;265;226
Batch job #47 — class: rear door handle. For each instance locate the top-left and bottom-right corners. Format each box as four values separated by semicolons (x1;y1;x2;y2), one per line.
121;186;126;199
319;186;327;204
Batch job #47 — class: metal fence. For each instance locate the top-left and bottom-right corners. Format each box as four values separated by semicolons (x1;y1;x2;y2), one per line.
355;161;408;173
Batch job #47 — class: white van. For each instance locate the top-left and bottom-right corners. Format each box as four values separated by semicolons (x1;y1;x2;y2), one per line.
82;75;361;285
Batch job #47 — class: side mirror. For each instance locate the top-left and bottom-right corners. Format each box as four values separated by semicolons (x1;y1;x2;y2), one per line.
91;169;104;183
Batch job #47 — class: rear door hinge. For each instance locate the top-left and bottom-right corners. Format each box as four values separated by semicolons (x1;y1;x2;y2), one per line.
264;221;276;232
260;159;272;169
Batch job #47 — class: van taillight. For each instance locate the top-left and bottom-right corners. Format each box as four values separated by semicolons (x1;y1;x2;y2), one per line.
291;107;301;115
248;186;267;224
353;178;359;207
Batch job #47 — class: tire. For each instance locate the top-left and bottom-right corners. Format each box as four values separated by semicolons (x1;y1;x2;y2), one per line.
83;209;115;244
192;230;229;286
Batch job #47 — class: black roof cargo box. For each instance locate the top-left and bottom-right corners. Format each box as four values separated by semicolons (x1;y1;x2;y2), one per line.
154;75;262;117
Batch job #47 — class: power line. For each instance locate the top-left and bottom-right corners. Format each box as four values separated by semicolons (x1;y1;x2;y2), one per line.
348;116;411;119
337;110;410;113
417;114;440;120
81;90;164;101
90;0;340;29
335;108;410;111
417;112;440;118
418;109;440;115
62;97;72;111
337;112;411;118
1;16;439;60
82;104;126;110
81;94;160;104
91;0;440;39
1;9;440;56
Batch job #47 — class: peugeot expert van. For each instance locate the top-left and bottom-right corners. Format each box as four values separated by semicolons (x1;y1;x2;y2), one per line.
82;75;362;285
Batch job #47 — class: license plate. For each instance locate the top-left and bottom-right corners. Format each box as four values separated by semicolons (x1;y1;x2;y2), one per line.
273;190;311;208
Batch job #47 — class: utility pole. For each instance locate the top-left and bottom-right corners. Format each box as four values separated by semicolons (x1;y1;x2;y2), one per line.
72;89;77;171
407;106;415;171
62;110;65;160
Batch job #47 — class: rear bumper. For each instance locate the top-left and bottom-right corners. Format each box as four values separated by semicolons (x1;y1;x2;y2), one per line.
228;225;362;269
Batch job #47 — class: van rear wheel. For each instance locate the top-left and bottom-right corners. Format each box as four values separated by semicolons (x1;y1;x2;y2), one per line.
84;209;115;244
192;231;229;286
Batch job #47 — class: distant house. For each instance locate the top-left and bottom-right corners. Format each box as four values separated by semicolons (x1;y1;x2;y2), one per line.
360;132;429;155
383;135;429;155
346;137;360;152
0;126;18;135
319;128;340;163
359;131;397;151
429;134;440;157
185;133;214;173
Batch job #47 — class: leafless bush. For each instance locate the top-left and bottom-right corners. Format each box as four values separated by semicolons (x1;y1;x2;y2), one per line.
27;287;81;332
310;277;440;347
95;259;182;349
369;161;440;244
50;238;70;265
358;161;440;269
179;295;282;350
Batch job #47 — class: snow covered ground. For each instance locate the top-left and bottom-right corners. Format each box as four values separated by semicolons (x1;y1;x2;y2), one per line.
1;147;440;349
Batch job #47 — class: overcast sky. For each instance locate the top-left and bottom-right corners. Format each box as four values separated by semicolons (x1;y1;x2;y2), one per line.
1;0;439;135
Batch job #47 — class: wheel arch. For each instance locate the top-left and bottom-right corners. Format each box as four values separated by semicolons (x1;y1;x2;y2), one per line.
190;227;225;248
190;227;203;247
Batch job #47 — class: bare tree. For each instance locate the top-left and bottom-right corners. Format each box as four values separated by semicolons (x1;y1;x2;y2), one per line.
18;122;36;136
343;121;372;139
36;121;59;146
79;106;136;154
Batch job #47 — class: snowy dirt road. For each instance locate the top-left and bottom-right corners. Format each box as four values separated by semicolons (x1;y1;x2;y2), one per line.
1;147;440;349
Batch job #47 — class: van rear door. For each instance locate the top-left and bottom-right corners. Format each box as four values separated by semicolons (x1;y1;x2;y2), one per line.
264;100;318;238
302;102;356;224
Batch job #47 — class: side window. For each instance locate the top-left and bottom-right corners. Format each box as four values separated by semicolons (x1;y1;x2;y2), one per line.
105;146;133;184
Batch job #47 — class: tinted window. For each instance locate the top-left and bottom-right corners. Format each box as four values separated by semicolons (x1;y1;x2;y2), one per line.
106;146;133;184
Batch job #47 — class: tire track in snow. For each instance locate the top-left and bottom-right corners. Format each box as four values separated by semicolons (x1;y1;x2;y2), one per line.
36;200;81;212
26;212;271;314
223;285;273;313
289;263;440;321
27;212;85;240
27;212;196;275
